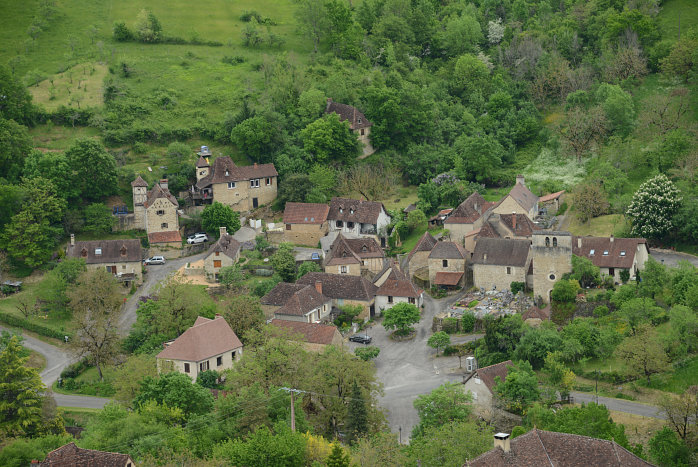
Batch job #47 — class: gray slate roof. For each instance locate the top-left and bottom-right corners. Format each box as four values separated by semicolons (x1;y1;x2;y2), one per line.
471;238;530;267
428;241;467;259
66;239;142;264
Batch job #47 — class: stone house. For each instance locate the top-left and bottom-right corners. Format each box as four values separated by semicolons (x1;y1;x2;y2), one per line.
374;262;423;311
429;208;452;227
261;282;311;319
325;98;375;157
132;176;182;249
270;320;343;352
531;231;573;303
324;234;385;276
274;283;333;323
462;360;513;413
471;238;532;292
428;241;468;288
203;227;241;282
444;192;497;244
283;202;330;246
156;315;243;380
327;197;391;247
491;175;539;220
297;272;378;321
469;428;653;466
465;213;539;252
37;442;134;466
572;235;649;284
65;236;142;285
194;155;278;212
538;190;565;214
406;231;438;276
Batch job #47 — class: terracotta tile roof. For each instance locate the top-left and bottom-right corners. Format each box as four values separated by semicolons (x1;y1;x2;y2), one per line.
325;98;372;130
468;428;654;466
428;241;468;259
148;231;182;244
374;260;407;284
157;315;242;362
572;236;648;269
38;442;133;466
283;202;330;224
196;156;277;189
66;239;142;264
474;360;513;392
472;238;530;267
498;214;539;237
144;183;179;208
261;283;308;306
377;279;422;298
327;197;387;225
297;272;378;302
497;181;538;214
434;271;464;286
429;208;453;222
522;304;551;321
131;175;147;187
539;190;565;203
275;285;329;317
325;234;362;266
196;155;210;168
477;222;498;238
205;233;241;261
407;231;438;262
445;192;490;224
271;319;340;345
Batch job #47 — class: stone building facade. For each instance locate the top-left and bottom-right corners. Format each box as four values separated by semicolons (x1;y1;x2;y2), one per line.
325;98;375;157
427;241;468;286
203;227;241;282
471;238;531;292
531;231;573;303
282;202;330;246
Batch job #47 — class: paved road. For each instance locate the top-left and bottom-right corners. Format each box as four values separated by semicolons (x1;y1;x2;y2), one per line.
571;391;665;419
650;248;698;268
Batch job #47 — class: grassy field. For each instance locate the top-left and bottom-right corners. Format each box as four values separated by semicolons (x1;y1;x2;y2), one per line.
656;0;698;44
642;354;698;394
29;63;108;110
608;411;665;447
563;213;629;237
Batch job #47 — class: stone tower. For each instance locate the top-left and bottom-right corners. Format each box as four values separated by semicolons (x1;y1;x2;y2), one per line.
531;231;572;303
196;146;211;182
131;175;148;230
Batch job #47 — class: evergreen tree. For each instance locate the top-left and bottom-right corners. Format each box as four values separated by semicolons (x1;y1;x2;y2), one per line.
346;380;368;444
0;336;45;436
326;443;352;467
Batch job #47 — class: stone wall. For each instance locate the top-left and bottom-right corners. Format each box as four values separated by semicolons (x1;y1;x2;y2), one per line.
531;234;572;302
324;263;361;276
145;198;179;234
408;251;431;276
283;222;328;247
493;195;536;220
212;176;277;212
86;260;142;284
112;214;139;232
204;250;238;281
428;257;466;284
473;262;528;292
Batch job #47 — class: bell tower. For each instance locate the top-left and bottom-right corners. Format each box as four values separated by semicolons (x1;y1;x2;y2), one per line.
196;146;211;181
531;231;572;303
131;175;148;230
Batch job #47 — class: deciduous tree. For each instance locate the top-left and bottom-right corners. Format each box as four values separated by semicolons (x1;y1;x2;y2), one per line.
201;201;241;237
493;361;540;414
346;380;369;444
270;242;297;282
64;139;118;201
626;174;681;241
222;294;265;343
300;113;360;165
412;382;472;437
573;184;609;223
615;324;668;384
559;106;607;162
383;302;420;336
427;331;450;355
407;420;493;466
135;372;214;419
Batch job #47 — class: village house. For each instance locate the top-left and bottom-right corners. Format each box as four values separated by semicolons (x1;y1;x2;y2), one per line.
406;231;438;277
573;235;649;284
203;227;241;282
471;238;532;292
491;175;539;220
462;360;513;412
132;176;182;251
325;98;375;157
428;241;468;288
429;208;452;227
193;154;278;212
156;315;243;380
327;197;391;247
444;192;496;244
65;236;142;285
324;234;385;276
468;429;653;466
282;202;330;246
261;282;332;323
373;262;423;311
270;319;343;352
297;272;378;320
37;442;134;466
531;231;574;303
538;189;565;214
402;203;417;219
465;213;538;252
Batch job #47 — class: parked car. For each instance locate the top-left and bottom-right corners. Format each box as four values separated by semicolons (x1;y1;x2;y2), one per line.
349;334;372;344
144;256;166;265
187;233;209;244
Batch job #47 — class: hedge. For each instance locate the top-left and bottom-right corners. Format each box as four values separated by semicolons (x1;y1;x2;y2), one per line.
0;312;71;340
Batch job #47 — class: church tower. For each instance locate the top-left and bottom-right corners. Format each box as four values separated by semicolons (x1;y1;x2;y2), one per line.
196;146;211;182
131;175;148;230
531;231;572;303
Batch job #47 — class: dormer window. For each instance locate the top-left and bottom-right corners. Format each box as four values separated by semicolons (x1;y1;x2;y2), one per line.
590;249;595;256
362;245;367;252
339;208;343;214
603;251;609;256
350;209;354;214
358;117;362;124
95;248;102;255
342;251;347;258
81;248;88;258
225;169;229;177
620;251;626;256
120;246;127;256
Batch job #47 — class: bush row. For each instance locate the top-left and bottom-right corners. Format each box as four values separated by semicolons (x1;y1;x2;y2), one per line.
61;377;115;397
60;358;90;379
0;312;70;340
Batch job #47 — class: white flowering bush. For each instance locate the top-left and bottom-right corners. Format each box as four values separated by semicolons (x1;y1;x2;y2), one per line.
625;174;682;240
522;148;587;189
487;18;505;45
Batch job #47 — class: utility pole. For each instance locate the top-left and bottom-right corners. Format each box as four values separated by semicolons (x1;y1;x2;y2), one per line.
290;390;296;432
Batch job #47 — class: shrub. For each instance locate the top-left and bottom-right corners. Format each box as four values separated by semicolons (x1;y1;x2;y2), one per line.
442;318;459;334
113;21;133;41
556;201;568;216
0;312;70;340
593;305;609;317
619;269;630;284
510;282;525;295
461;312;476;333
60;358;90;379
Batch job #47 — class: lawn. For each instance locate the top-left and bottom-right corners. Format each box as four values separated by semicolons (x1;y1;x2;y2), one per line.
29;63;109;110
52;365;116;397
563;213;629;237
641;354;698;394
656;0;698;44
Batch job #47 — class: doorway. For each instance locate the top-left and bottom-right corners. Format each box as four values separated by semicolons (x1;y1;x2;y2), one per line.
252;197;258;208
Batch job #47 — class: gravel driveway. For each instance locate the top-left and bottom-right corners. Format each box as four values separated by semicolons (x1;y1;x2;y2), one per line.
650;248;698;268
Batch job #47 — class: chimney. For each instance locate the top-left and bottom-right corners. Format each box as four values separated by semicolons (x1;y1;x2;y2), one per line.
494;433;511;453
254;162;258;169
512;212;517;231
610;234;614;243
483;253;487;262
159;179;168;190
516;174;525;186
315;281;323;295
219;226;227;237
70;233;75;246
577;237;582;248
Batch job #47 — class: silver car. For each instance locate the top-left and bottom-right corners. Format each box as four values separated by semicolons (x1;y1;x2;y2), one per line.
144;256;166;265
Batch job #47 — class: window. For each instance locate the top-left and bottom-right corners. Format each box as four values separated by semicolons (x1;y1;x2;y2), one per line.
199;170;206;176
286;224;291;230
95;248;102;255
409;297;416;304
603;250;609;256
358;117;362;124
200;361;209;372
620;251;626;256
347;222;354;229
122;265;126;269
388;296;393;303
336;220;343;228
549;274;556;281
590;249;595;256
360;128;365;135
609;267;615;276
250;179;260;188
341;266;348;274
545;237;550;247
362;245;367;252
506;267;512;275
214;260;222;268
157;210;165;216
217;356;223;366
442;259;448;267
215;251;220;256
184;363;190;373
552;237;557;247
225;169;229;176
231;351;236;360
266;177;271;186
350;209;354;214
227;182;236;189
161;223;168;229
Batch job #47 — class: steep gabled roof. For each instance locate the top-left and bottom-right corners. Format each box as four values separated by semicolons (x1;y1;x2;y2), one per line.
428;241;467;259
157;315;242;362
271;320;340;345
275;285;329;317
498;213;539;237
470;360;513;393
327;197;387;225
66;239;142;264
261;283;309;306
445;192;491;224
496;181;538;214
325;234;362;266
377;278;422;298
39;442;133;466
144;183;178;208
131;175;148;187
283;202;330;224
297;272;377;302
472;238;530;267
325;98;372;130
434;271;464;286
196;155;210;168
407;231;438;262
468;428;654;466
205;233;241;261
539;190;565;203
572;236;648;269
196;156;278;189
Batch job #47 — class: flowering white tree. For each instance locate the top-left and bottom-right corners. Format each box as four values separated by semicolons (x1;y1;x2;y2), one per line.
487;18;505;45
626;174;682;240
